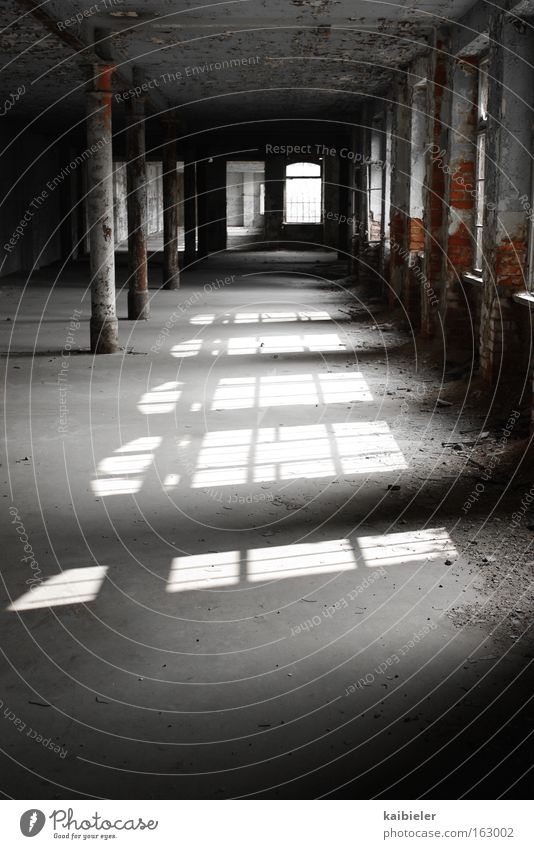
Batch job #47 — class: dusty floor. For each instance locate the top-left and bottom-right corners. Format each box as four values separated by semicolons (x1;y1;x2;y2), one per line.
1;250;533;799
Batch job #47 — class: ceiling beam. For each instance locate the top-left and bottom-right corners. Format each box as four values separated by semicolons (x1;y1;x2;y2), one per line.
15;0;172;118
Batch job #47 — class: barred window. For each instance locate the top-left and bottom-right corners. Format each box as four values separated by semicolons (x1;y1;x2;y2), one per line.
474;57;488;272
284;162;322;223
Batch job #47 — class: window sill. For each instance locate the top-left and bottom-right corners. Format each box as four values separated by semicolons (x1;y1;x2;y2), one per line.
462;272;483;287
513;292;534;310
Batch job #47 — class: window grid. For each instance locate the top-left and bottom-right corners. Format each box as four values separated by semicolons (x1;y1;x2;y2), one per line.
474;57;488;272
284;162;322;224
367;125;384;242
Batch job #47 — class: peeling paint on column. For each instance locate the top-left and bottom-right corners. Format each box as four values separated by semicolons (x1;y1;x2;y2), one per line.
86;63;119;354
409;217;424;252
443;56;478;356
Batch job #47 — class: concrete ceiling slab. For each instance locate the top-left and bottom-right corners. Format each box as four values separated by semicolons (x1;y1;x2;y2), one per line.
0;0;481;131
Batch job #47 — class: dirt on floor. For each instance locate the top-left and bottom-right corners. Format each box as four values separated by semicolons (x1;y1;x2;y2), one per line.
320;266;534;652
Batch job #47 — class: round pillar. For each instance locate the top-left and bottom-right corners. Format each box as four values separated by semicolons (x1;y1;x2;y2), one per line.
86;64;119;354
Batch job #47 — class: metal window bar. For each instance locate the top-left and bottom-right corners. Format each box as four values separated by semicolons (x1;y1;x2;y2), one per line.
285;195;322;223
285;172;322;223
474;57;488;272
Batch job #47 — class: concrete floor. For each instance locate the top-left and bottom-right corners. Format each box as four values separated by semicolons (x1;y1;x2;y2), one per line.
1;251;532;799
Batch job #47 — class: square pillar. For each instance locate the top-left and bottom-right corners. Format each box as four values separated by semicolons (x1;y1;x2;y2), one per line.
196;157;227;257
323;152;340;250
264;155;285;245
350;123;367;282
338;153;351;260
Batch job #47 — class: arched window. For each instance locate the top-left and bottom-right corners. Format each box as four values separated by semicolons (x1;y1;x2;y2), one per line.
285;162;322;223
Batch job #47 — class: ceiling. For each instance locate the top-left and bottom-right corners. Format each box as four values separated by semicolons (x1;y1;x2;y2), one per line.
0;0;480;135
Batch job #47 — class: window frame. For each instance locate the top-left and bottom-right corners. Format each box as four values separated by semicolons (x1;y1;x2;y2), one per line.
284;161;323;224
367;123;384;243
526;163;534;291
474;56;489;273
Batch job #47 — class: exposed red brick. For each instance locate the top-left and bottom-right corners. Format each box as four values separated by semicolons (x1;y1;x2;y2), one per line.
495;239;527;288
447;222;474;273
408;217;425;252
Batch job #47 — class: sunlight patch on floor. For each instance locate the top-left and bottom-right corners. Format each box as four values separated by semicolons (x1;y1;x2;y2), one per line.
211;372;372;410
6;529;458;608
227;334;346;355
8;566;108;611
91;437;162;496
191;422;406;488
137;382;182;414
170;340;203;358
167;551;240;592
164;529;456;593
359;528;458;568
232;310;332;324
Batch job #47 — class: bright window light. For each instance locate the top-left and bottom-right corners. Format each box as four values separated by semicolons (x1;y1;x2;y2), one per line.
212;377;256;410
91;437;162;496
358;528;457;568
167;551;240;592
332;422;406;474
164;529;457;595
116;437;161;453
227;335;303;355
166;541;354;593
319;373;372;403
262;310;332;323
8;566;108;611
248;539;356;582
231;311;331;324
306;334;346;352
97;453;155;476
227;333;346;355
91;478;143;496
211;372;372;410
190;315;215;325
163;473;181;489
170;340;203;358
285;161;322;223
191;421;406;488
137;381;182;414
235;312;264;324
